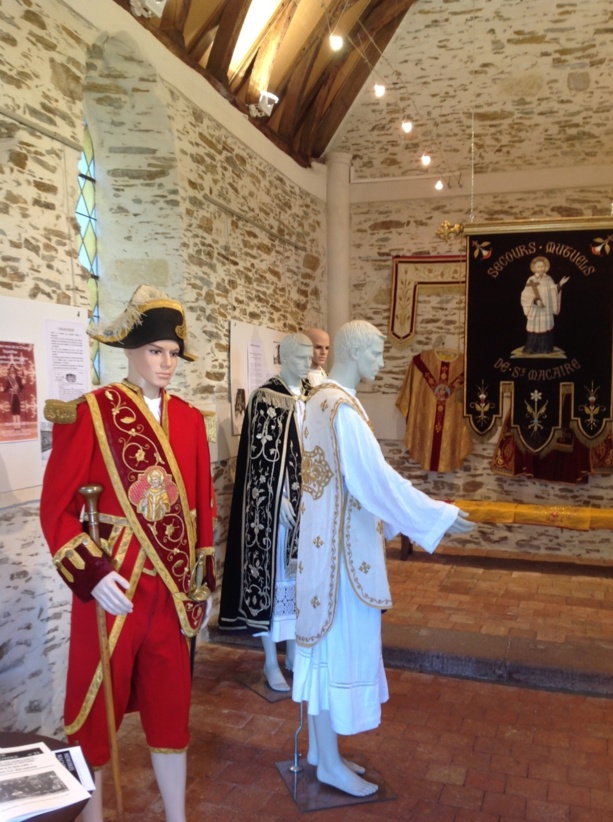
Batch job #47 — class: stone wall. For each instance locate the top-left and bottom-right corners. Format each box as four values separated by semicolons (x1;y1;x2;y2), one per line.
352;186;613;562
329;0;613;181
0;0;325;736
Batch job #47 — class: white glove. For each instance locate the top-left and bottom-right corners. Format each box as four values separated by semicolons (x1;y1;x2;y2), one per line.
92;571;133;615
445;509;475;536
279;496;296;529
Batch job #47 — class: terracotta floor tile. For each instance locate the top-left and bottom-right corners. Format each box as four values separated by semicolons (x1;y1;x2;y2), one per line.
547;780;592;808
482;789;527;817
525;798;571;821
93;552;613;820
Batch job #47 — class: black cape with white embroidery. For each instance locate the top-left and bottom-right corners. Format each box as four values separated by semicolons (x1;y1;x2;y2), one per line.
218;376;310;634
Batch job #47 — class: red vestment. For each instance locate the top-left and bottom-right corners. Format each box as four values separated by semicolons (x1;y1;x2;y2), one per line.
40;381;215;766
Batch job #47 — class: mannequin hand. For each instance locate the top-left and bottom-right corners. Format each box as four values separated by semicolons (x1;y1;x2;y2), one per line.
445;509;474;536
279;496;296;528
92;572;133;615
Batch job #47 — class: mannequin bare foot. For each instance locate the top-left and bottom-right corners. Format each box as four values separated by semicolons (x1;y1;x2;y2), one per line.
307;750;366;774
263;663;290;691
306;714;365;774
316;760;378;797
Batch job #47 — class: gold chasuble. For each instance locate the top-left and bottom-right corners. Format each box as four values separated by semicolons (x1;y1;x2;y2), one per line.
396;348;472;472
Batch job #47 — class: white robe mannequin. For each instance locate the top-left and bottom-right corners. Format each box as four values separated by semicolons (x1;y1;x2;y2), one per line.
293;322;474;796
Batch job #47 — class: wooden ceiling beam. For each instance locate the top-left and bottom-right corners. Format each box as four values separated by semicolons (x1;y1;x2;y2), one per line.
304;0;417;159
202;0;252;83
274;0;349;141
108;0;416;166
276;45;319;141
159;0;191;32
244;0;298;105
186;3;224;61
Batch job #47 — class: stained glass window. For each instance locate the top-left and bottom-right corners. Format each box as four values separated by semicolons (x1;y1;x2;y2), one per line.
76;125;100;384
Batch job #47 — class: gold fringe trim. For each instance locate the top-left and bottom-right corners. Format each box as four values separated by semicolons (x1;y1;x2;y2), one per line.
257;388;297;411
569;419;612;451
149;746;188;754
202;410;217;443
44;397;86;424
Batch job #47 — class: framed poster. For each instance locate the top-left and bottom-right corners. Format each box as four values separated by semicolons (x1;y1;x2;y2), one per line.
463;218;613;455
0;296;90;503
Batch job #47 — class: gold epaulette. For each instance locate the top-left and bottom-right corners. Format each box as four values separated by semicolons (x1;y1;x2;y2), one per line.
44;396;86;424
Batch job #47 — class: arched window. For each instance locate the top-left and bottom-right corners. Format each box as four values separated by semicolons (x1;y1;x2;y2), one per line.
75;124;100;384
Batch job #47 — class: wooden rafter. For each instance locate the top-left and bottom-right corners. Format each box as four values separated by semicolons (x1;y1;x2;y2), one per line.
244;0;297;104
160;0;192;33
186;3;225;61
274;0;349;140
308;0;416;158
205;0;252;84
109;0;414;166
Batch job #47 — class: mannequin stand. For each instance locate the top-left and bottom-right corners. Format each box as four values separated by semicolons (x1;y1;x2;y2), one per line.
275;759;396;811
275;704;396;812
236;669;292;703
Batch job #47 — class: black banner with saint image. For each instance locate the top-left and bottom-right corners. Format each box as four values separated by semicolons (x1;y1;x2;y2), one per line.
464;221;613;455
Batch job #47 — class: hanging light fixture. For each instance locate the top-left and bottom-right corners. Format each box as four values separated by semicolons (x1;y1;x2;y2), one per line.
435;179;444;190
329;33;343;51
401;118;413;134
373;83;386;98
421;152;431;167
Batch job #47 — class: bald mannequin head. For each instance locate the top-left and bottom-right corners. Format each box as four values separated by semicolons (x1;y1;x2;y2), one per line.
278;332;313;390
303;327;330;370
328;320;385;390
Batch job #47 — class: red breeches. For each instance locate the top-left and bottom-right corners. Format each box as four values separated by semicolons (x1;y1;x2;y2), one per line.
66;572;191;767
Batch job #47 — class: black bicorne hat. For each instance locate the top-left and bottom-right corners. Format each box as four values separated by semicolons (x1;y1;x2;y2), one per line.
88;285;197;362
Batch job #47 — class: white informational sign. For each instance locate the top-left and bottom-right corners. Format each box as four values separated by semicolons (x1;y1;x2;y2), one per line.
229;320;285;436
46;320;91;402
0;296;90;504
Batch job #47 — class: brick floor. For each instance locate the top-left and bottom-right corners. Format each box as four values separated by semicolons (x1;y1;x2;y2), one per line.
98;551;613;820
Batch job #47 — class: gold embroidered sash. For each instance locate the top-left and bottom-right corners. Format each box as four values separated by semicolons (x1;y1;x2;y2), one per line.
85;383;206;635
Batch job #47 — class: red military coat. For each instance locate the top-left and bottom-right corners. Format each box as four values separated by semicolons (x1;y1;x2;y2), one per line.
40;381;215;745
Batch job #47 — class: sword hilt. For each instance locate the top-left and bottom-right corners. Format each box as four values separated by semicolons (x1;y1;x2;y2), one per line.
79;484;104;544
